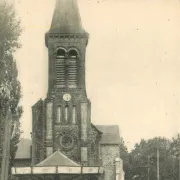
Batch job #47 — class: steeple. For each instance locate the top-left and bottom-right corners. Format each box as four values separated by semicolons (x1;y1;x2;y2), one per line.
45;0;88;93
49;0;86;34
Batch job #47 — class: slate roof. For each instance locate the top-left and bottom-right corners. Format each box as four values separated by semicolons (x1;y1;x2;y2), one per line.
36;151;80;167
15;138;31;159
49;0;86;34
95;125;121;145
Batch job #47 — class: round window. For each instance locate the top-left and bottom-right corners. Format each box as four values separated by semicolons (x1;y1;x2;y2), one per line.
60;134;74;150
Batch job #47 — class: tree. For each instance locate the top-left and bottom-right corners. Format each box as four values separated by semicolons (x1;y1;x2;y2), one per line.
120;137;132;180
120;135;180;180
170;134;180;156
169;134;180;180
0;2;22;179
128;137;174;180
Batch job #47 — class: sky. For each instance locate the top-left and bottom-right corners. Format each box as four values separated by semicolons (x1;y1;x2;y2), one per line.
12;0;180;150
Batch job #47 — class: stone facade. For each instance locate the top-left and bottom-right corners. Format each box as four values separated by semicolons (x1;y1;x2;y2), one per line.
101;145;120;180
31;98;102;166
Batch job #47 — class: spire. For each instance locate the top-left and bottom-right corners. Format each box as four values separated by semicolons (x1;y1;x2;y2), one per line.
49;0;86;34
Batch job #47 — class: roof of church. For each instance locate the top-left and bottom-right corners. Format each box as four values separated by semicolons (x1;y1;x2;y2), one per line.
49;0;86;34
36;151;80;167
15;138;32;159
95;125;121;145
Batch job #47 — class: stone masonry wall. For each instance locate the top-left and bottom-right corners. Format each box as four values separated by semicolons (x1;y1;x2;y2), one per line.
101;145;120;180
88;125;101;166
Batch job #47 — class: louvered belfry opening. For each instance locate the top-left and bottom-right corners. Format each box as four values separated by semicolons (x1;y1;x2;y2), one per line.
56;48;78;88
68;49;78;88
56;48;66;87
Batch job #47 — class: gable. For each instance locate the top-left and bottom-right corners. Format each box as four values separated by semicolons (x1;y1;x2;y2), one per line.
36;151;80;167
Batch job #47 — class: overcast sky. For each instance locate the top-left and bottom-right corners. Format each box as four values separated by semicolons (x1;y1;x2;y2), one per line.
13;0;180;150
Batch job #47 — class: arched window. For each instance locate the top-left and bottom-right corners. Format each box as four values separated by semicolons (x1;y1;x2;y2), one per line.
57;49;66;58
56;48;66;87
72;106;76;124
56;106;61;123
64;106;68;123
69;49;78;58
68;49;78;88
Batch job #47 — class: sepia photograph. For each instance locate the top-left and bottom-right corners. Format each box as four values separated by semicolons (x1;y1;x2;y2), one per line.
0;0;180;180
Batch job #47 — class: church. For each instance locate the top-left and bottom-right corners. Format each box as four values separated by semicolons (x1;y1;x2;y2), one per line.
12;0;124;180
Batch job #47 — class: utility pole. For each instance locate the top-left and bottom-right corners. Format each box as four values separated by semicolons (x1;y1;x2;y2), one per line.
178;156;180;180
147;156;150;180
157;148;160;180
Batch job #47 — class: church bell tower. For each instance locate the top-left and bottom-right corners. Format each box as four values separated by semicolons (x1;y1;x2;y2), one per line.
45;0;89;93
31;0;98;166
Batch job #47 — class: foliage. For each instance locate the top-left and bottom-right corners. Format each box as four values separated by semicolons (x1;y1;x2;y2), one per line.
0;2;22;114
0;2;21;54
122;136;180;180
169;134;180;180
120;138;132;180
0;2;22;179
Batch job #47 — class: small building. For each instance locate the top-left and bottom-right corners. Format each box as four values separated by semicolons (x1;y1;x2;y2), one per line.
12;1;125;180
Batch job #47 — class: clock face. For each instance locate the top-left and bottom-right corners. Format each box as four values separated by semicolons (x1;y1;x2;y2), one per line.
63;93;71;101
